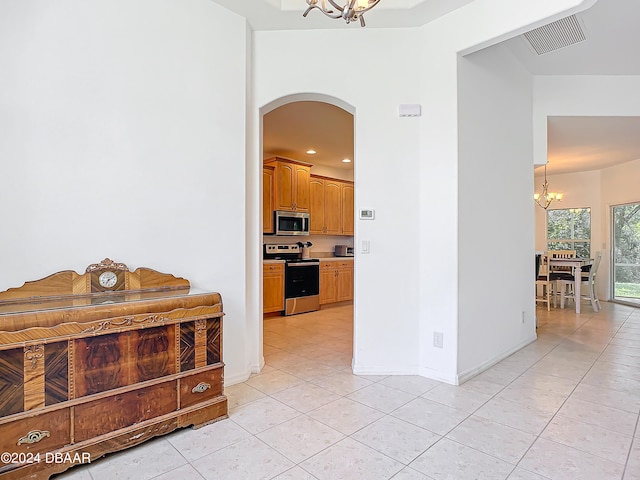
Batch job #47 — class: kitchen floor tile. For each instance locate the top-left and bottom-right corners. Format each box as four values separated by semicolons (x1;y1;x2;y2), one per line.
272;466;320;480
519;437;625;480
421;383;493;413
224;381;267;409
167;418;251;461
409;438;514;480
229;396;301;434
557;396;638;436
446;415;537;464
244;369;305;395
88;438;186;480
256;415;344;464
391;397;469;435
347;382;416;413
473;397;554;435
300;437;404;480
191;436;294;480
308;397;384;435
271;381;341;413
625;438;640;480
378;375;441;396
309;371;373;396
541;415;633;465
351;415;441;464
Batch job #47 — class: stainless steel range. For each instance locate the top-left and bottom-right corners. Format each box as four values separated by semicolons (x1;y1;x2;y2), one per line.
264;244;319;315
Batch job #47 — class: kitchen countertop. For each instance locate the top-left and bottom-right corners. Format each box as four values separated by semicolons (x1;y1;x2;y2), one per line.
263;257;353;264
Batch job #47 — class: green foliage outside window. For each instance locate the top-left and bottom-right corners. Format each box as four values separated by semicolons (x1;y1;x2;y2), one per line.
547;208;591;258
613;203;640;288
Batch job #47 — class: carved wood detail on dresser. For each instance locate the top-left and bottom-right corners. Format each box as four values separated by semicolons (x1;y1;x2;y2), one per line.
0;259;227;479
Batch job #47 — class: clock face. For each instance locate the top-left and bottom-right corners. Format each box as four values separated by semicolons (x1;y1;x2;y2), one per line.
98;271;118;289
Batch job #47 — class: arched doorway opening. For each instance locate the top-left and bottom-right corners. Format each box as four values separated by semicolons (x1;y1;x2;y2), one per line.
259;94;356;378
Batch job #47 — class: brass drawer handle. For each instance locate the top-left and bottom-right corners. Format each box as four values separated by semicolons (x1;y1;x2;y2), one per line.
191;382;211;394
17;430;50;446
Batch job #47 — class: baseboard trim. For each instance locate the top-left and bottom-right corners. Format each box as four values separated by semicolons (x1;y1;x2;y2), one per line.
456;334;538;385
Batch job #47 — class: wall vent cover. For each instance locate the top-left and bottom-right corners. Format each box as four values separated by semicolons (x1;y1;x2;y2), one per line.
523;14;586;55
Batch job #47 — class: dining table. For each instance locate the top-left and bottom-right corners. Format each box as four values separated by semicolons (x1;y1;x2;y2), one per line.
548;257;594;314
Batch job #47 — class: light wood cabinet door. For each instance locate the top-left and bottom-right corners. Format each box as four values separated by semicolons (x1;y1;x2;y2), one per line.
337;262;354;302
263;264;284;313
274;162;295;211
294;164;311;212
320;261;353;304
265;158;311;212
319;262;338;305
263;167;274;234
309;177;325;234
325;180;342;235
341;183;354;236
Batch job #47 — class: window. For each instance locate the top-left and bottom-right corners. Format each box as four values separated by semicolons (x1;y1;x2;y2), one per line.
547;207;591;257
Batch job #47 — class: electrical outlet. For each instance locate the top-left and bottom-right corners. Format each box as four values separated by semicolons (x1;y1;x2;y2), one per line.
433;331;443;348
522;311;526;324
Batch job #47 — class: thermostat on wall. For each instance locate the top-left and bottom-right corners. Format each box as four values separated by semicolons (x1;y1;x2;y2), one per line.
360;209;375;220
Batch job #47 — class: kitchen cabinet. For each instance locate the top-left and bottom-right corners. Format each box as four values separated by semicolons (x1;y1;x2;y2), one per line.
263;263;285;313
320;260;353;305
340;182;354;236
263;166;274;234
310;175;353;236
264;157;311;213
0;259;226;480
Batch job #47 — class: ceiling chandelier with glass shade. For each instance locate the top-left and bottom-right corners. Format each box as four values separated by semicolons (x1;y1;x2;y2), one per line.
534;163;563;209
303;0;381;27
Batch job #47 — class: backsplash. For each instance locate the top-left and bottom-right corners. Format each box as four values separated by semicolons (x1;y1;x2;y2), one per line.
263;235;354;257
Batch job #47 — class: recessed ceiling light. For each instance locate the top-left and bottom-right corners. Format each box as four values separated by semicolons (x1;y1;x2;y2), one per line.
342;158;351;163
306;149;316;155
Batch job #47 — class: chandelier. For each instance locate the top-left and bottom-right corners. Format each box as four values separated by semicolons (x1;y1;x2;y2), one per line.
303;0;381;27
534;163;563;209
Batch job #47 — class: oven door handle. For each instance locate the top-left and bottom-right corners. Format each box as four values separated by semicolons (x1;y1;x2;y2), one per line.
287;262;320;267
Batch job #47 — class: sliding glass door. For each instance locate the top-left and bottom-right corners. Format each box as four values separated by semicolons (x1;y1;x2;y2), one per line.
612;202;640;303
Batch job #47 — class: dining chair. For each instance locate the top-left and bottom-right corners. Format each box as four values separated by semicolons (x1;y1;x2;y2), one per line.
548;250;577;275
535;254;553;311
547;250;577;305
559;251;602;312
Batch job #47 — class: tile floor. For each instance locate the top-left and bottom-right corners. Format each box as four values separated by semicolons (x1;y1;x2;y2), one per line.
55;301;640;480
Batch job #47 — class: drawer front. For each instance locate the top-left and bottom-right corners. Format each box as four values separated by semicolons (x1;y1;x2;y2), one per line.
74;381;177;442
263;264;284;273
180;369;223;409
320;262;335;271
0;408;70;455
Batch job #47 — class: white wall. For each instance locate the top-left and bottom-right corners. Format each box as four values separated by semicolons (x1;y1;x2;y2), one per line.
253;27;424;374
415;0;591;383
252;0;593;383
0;0;252;383
457;44;536;379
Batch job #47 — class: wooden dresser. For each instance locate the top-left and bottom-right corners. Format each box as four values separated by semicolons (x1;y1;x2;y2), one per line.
0;259;227;479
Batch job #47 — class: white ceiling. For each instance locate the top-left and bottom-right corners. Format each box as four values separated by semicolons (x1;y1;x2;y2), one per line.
263;102;354;171
227;0;640;175
212;0;473;30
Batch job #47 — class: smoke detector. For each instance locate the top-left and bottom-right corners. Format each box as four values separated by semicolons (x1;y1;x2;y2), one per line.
523;14;586;55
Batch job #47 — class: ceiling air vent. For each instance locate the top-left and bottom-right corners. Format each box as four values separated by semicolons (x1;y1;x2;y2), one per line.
523;14;586;55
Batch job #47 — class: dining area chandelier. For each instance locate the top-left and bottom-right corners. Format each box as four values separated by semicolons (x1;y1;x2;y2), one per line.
303;0;381;27
534;163;563;209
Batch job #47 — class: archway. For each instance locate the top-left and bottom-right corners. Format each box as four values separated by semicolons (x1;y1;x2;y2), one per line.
258;93;356;375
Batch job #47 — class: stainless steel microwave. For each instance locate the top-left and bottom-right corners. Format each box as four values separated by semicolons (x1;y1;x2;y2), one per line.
274;210;310;236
